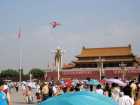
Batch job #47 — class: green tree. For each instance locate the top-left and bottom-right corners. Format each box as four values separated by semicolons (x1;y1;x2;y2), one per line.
0;69;19;80
29;68;45;80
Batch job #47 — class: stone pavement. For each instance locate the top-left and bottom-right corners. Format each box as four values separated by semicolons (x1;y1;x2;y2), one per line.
11;88;37;105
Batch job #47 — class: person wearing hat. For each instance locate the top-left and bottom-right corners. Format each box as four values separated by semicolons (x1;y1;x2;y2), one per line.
0;80;11;105
41;82;49;101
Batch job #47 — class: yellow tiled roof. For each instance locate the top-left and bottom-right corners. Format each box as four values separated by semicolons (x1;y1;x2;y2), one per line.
77;46;133;57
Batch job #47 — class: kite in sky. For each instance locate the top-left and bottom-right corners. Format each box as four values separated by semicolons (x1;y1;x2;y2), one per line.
50;21;61;28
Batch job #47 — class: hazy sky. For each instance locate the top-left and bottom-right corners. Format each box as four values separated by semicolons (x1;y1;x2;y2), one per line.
0;0;140;71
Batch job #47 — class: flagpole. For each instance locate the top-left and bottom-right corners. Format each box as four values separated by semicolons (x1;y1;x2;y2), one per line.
99;56;102;80
18;28;22;83
19;39;22;83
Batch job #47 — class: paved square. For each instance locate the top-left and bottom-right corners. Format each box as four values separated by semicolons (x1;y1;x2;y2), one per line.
11;88;37;105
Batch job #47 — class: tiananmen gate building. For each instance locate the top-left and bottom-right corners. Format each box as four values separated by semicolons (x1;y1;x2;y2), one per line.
46;45;140;80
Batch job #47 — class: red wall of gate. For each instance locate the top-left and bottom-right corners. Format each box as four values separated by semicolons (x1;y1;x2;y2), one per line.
46;68;140;80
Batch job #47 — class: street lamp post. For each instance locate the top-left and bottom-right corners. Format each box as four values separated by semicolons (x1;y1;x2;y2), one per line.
119;62;127;81
101;58;105;77
54;47;63;80
30;72;32;82
98;57;105;80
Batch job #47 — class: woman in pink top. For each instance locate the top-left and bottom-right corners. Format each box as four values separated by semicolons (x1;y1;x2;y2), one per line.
96;84;103;95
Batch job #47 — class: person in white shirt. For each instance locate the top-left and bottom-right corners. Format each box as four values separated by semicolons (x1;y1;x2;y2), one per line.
118;85;134;105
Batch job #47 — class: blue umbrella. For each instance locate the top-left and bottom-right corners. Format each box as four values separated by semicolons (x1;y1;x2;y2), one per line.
39;91;117;105
88;79;100;86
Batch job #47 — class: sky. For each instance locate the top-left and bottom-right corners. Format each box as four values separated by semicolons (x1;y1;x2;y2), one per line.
0;0;140;71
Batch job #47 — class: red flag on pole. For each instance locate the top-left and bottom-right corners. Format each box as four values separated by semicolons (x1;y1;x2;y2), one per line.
17;28;21;39
50;21;61;28
48;64;50;68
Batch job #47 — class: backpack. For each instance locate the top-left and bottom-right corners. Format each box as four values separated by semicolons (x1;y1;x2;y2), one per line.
0;91;8;105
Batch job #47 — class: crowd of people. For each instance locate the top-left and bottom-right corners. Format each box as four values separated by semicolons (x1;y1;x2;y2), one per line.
1;77;140;105
20;77;140;105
